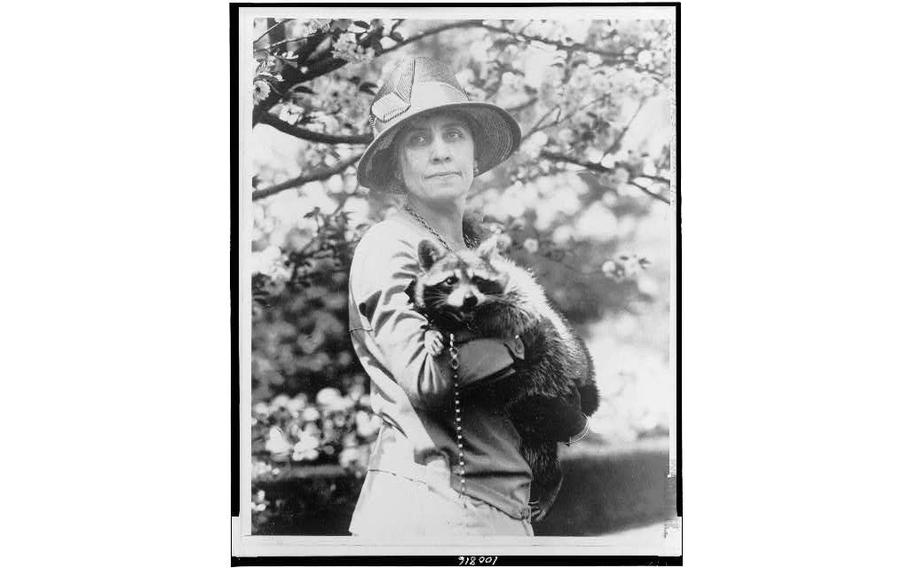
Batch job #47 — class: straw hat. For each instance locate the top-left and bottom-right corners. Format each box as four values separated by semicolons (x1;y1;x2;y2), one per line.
356;57;522;191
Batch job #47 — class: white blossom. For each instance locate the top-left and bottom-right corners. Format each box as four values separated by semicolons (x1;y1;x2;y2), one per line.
331;32;375;63
522;131;549;159
252;80;271;103
277;103;305;125
355;411;381;438
292;432;320;461
339;447;363;468
265;427;291;456
301;406;321;422
637;50;654;66
285;394;307;415
316;387;342;406
552;225;573;245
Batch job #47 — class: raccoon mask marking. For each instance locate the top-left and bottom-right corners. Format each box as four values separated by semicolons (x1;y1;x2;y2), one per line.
413;239;510;329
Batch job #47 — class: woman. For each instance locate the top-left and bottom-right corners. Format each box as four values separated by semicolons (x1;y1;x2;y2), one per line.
347;57;587;537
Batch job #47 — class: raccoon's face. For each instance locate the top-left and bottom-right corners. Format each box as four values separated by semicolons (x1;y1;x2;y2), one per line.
414;237;508;323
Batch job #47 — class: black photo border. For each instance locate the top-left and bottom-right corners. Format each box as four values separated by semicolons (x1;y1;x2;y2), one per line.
231;3;682;565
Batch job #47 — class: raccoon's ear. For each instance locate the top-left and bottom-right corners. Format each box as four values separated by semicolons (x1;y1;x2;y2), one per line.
417;239;444;271
476;235;504;260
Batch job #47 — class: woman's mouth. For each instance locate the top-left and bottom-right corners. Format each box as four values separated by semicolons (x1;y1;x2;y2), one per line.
426;171;461;179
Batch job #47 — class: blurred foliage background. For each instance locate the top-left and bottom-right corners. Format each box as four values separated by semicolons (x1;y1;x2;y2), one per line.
248;17;676;535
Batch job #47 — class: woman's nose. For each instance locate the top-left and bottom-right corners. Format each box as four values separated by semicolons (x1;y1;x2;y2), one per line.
429;136;452;162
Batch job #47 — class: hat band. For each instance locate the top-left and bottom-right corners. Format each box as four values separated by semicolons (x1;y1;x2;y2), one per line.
371;81;469;132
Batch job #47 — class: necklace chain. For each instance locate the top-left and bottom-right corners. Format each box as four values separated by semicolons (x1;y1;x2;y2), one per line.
404;204;477;251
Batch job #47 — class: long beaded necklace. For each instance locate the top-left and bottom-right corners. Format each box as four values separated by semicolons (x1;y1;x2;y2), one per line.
403;203;468;500
447;332;467;499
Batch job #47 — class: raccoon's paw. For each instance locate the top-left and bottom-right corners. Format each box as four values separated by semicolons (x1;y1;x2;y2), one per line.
424;329;445;357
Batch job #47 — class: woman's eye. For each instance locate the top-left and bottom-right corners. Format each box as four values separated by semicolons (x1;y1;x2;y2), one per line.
445;129;464;140
404;132;430;146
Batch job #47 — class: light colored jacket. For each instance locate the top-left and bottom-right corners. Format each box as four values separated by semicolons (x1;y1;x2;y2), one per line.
347;212;533;520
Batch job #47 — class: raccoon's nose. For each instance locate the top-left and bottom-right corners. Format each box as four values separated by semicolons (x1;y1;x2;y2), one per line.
462;295;478;310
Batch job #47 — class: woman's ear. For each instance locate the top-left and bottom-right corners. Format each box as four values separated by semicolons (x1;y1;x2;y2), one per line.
417;239;445;271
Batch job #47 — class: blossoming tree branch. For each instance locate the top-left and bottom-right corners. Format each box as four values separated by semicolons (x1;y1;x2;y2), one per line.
251;18;674;204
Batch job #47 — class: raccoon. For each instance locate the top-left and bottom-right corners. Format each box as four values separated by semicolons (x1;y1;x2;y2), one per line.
410;235;600;520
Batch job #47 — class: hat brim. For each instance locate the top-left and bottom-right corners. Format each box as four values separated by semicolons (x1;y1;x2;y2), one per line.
356;102;522;191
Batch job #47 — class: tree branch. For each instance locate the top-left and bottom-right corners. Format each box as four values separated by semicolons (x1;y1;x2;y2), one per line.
254;19;293;46
521;94;608;142
478;23;635;62
540;150;671;205
626;180;672;204
263;19;660;96
378;20;483;56
297;27;385;82
504;97;538;114
522;105;561;140
605;96;650;156
258;112;373;145
260;28;323;53
297;21;480;83
637;173;673;184
252;154;362;201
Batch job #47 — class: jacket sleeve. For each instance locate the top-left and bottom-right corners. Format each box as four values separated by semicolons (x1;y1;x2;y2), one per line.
350;229;516;410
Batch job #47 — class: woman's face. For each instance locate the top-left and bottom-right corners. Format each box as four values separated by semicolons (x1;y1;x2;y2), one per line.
395;112;475;206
